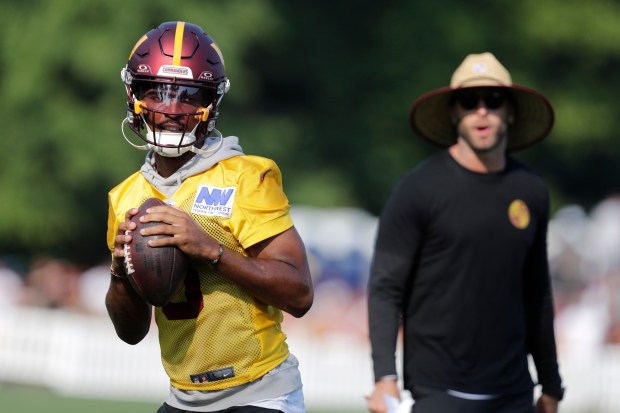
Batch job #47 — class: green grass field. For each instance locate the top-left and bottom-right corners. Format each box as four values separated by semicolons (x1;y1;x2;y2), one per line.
0;384;160;413
0;384;359;413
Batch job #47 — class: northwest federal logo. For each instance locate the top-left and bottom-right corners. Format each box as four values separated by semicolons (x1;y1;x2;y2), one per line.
192;185;236;218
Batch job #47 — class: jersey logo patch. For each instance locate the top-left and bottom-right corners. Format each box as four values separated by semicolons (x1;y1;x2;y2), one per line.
192;185;236;218
508;199;530;230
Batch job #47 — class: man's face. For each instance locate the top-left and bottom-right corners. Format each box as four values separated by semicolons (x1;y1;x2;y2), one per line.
137;83;213;134
451;88;513;154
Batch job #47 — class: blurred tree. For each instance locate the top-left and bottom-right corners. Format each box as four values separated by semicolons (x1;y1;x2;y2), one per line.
1;0;619;265
0;0;284;265
244;0;620;213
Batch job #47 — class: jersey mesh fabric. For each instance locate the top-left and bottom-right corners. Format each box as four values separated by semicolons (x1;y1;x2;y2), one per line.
107;155;294;391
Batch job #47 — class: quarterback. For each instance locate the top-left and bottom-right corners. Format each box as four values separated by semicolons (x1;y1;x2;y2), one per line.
105;21;313;413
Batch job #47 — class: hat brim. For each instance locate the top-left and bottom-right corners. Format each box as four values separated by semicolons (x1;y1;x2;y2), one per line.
408;85;554;152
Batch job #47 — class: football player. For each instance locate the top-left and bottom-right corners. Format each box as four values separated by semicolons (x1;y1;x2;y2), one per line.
105;21;313;413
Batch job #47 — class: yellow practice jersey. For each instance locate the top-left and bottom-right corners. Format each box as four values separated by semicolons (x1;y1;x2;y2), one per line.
107;155;293;391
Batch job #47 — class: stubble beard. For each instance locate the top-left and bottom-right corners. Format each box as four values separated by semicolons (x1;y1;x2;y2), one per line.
461;125;508;155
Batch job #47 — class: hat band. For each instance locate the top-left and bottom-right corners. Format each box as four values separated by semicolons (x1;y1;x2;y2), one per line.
453;76;511;88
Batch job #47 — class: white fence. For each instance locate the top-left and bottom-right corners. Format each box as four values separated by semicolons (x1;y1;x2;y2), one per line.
0;304;374;410
1;305;620;412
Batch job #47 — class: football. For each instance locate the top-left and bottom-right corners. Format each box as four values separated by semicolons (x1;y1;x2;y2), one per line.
123;197;188;306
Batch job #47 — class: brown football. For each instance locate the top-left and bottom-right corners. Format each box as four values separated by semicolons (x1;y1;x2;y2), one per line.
123;197;188;306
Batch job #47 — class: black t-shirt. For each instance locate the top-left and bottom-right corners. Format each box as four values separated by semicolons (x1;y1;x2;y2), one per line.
368;151;563;398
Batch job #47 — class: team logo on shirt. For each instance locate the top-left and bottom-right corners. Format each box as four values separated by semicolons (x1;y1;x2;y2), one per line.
192;185;236;218
508;199;530;229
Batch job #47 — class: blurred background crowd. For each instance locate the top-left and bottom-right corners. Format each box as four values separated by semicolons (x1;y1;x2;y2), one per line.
2;197;620;349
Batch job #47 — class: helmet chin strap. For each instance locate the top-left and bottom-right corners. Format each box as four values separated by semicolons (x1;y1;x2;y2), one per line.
190;129;224;157
121;118;223;158
121;118;150;151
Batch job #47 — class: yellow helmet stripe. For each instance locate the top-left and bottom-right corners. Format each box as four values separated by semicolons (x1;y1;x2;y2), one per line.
172;22;186;66
128;34;148;60
210;42;225;68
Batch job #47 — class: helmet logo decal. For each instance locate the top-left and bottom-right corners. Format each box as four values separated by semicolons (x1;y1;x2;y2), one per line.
158;65;193;79
137;64;151;74
172;22;186;66
198;71;214;80
508;199;530;230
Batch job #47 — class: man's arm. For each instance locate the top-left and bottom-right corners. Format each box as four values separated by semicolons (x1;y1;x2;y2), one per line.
367;175;423;412
524;193;564;406
232;226;314;317
105;208;152;344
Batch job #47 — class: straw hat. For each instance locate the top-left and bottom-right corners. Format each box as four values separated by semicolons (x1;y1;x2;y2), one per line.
408;52;554;151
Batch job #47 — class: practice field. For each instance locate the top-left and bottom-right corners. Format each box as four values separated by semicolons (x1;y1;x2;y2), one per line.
0;384;160;413
0;384;359;413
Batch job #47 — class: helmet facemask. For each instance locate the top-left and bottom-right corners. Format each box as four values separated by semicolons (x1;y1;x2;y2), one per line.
122;80;224;157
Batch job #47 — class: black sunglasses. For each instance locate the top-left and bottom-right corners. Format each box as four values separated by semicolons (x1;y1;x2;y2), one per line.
453;90;507;110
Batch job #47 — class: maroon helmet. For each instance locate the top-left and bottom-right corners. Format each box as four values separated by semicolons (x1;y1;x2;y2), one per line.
121;21;230;157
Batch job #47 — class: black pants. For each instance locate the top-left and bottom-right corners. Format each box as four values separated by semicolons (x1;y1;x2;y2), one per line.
411;386;534;413
157;404;282;413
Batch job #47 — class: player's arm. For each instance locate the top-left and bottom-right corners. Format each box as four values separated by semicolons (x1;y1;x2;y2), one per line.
230;226;313;318
105;208;152;344
140;206;313;318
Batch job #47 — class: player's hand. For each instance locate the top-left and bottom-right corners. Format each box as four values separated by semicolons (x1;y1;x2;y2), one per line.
113;208;139;256
138;205;220;261
111;208;140;275
366;378;400;413
535;394;559;413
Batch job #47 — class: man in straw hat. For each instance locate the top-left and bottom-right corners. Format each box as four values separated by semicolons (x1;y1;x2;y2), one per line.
367;52;564;413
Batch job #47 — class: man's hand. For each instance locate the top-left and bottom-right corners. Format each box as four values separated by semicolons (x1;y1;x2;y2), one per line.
366;378;400;413
535;393;559;413
111;207;140;276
